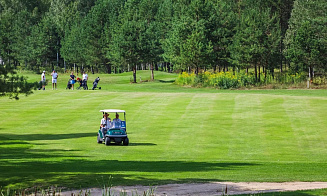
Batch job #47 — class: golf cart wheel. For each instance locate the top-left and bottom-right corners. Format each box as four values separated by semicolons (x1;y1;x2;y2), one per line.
123;138;129;146
97;133;102;144
105;137;111;146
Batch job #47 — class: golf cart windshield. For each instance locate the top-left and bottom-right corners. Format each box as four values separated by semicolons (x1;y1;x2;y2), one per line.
99;109;126;129
110;120;123;129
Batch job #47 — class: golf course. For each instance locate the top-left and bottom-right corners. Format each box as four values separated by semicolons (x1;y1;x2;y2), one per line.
1;71;327;194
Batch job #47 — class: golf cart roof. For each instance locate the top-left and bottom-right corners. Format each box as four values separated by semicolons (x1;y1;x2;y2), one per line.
100;109;125;113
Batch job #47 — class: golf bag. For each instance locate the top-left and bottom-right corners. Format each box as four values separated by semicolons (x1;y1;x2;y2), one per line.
92;77;101;90
38;80;45;90
66;79;72;89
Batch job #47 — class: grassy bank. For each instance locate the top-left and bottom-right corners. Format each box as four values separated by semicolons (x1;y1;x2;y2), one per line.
1;71;327;189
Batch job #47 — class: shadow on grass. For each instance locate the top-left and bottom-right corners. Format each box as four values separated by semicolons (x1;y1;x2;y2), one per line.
0;137;86;160
0;159;255;189
124;142;156;146
159;79;175;83
0;133;91;160
0;132;95;141
0;133;253;189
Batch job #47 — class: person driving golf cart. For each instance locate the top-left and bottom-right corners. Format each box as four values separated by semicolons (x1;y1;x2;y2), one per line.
100;113;111;139
110;113;122;129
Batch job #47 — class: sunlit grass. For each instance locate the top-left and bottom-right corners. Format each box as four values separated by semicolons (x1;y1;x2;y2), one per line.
0;71;327;189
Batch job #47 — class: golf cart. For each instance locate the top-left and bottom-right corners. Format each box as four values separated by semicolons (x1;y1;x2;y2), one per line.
97;109;129;146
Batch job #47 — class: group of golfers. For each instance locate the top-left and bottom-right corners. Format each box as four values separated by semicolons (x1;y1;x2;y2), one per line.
40;70;88;90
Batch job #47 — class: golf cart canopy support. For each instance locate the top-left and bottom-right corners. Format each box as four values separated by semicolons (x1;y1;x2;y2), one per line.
100;109;126;121
100;109;125;113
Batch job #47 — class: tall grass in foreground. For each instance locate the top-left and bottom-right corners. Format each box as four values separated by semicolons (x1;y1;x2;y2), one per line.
2;186;327;196
0;187;62;196
0;187;156;196
175;71;308;89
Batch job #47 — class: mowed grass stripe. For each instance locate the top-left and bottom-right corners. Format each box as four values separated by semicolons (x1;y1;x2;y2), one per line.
260;96;296;161
230;94;263;160
283;97;327;161
192;94;235;161
160;94;194;159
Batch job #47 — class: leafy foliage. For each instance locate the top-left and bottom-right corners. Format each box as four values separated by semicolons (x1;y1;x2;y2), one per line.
284;0;327;75
175;70;305;89
0;0;326;98
0;64;37;99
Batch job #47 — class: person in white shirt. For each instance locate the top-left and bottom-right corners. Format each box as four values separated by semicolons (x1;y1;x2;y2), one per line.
41;71;46;90
100;113;111;138
82;71;88;89
82;71;88;81
51;70;58;90
111;113;122;128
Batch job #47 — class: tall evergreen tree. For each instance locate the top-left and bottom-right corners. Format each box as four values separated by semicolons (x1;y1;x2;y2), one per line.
230;0;280;82
61;16;84;67
163;0;214;74
208;0;237;72
110;0;157;82
284;0;327;79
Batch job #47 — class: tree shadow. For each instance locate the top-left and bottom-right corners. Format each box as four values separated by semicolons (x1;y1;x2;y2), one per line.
0;159;256;189
123;142;156;146
0;133;256;190
0;132;95;141
159;79;175;83
0;138;86;160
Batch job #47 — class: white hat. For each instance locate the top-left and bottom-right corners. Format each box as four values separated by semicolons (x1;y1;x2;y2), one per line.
43;70;45;73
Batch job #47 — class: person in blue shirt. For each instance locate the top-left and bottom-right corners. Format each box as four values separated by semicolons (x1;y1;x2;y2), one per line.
70;72;76;90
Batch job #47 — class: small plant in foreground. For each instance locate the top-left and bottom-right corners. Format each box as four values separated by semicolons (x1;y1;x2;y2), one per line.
1;186;62;196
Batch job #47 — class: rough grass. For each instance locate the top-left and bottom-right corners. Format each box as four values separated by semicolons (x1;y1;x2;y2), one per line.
0;70;327;189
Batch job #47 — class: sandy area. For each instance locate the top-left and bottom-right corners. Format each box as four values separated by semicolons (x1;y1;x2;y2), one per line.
62;182;327;196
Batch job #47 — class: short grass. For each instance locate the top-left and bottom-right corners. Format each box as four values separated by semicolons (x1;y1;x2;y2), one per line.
1;70;327;190
234;188;327;196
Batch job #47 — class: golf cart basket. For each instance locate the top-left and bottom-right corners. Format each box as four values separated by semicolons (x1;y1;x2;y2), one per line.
77;77;88;90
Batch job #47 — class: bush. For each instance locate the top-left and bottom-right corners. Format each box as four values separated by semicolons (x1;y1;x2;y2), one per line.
176;71;254;89
312;76;327;85
175;71;308;89
175;72;196;86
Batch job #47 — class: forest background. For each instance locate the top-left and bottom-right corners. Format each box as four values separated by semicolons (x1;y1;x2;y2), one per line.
0;0;326;98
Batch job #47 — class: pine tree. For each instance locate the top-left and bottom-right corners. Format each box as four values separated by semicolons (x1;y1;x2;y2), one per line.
284;0;327;78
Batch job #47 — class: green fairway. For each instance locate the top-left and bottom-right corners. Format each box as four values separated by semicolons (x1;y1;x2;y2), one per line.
1;71;327;189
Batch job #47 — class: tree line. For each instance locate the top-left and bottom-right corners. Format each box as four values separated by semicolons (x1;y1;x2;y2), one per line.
0;0;326;95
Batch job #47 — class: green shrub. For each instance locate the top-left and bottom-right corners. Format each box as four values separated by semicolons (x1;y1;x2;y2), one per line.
313;76;327;85
176;71;255;89
175;71;308;89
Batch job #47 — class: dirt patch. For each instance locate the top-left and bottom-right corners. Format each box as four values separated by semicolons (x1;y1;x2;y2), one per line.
62;182;327;195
